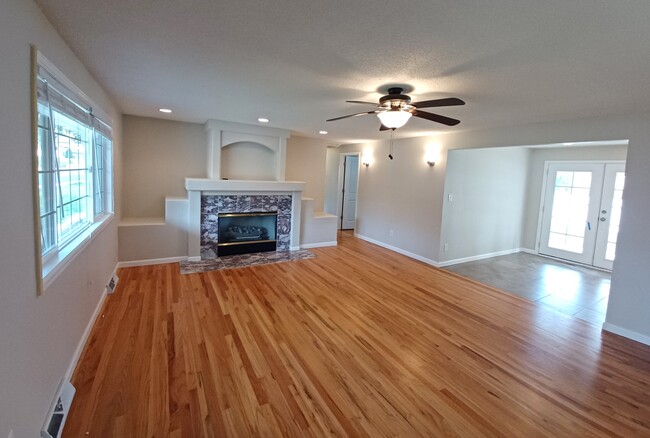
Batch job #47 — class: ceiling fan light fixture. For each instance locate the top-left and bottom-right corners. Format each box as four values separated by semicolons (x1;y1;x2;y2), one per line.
377;109;412;129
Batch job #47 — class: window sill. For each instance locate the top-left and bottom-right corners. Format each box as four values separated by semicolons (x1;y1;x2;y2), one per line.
42;213;115;291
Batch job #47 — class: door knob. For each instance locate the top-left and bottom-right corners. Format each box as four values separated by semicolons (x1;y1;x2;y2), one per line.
600;217;606;222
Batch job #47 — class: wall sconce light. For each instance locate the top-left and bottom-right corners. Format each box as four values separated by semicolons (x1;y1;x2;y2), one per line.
425;143;440;167
361;150;373;167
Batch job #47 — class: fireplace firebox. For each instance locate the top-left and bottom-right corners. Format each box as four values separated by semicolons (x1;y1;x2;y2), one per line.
217;212;278;256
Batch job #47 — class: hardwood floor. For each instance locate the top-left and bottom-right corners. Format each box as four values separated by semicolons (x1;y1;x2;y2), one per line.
64;232;650;437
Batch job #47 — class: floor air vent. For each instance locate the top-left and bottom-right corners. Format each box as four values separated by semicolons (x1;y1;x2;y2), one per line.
41;379;75;438
106;273;119;294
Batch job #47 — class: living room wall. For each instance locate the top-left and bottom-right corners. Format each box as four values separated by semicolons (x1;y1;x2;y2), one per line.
122;115;206;219
439;146;530;263
285;135;330;212
0;0;121;435
338;135;447;263
121;115;330;220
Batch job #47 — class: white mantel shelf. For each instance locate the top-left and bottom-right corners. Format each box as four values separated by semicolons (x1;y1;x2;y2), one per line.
185;178;305;192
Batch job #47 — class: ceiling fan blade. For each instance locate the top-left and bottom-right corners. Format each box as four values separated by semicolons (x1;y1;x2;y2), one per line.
346;100;378;105
326;110;377;122
379;124;390;131
412;110;461;126
411;97;465;108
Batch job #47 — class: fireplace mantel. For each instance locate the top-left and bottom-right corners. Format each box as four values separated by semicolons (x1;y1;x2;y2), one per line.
185;178;305;261
185;178;305;193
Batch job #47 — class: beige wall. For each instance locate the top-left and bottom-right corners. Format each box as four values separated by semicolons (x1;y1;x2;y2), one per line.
324;147;341;215
440;147;530;262
122;115;206;218
122;119;331;217
285;135;329;211
339;136;445;260
0;0;121;435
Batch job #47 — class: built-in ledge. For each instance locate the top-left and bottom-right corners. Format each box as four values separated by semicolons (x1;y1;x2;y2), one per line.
119;217;166;226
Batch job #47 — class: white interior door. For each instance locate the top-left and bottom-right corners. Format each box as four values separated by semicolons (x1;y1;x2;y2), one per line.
539;162;624;268
341;155;358;230
593;164;625;270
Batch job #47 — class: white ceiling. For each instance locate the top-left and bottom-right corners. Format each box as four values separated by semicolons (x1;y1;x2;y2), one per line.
35;0;650;144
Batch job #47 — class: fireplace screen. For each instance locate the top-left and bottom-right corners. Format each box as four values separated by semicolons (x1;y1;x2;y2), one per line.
217;212;277;256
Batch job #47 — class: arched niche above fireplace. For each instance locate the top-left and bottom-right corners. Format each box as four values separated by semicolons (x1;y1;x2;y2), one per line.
221;141;276;180
205;120;290;181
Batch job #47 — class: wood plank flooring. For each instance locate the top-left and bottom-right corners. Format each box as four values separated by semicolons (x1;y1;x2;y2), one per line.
63;232;650;437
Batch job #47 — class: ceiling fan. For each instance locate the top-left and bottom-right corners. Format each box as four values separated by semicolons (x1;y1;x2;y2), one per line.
327;87;465;130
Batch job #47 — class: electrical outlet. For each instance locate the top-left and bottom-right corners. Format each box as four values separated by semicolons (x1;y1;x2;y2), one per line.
448;194;453;202
444;243;449;251
389;229;394;237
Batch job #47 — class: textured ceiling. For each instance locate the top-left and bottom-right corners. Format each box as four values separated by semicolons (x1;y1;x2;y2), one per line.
36;0;650;144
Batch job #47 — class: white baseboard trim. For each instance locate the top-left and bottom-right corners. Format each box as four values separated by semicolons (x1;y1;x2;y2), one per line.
519;247;536;255
116;256;188;268
355;233;440;267
301;241;338;249
65;281;109;381
602;322;650;346
437;248;523;267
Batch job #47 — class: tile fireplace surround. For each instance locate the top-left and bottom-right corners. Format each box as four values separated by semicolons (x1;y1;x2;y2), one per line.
200;194;292;258
186;178;305;261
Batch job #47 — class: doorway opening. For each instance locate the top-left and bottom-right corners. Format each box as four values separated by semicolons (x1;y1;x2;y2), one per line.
440;141;628;326
338;153;359;230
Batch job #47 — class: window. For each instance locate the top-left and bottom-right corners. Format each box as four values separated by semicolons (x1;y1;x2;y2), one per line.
33;50;114;292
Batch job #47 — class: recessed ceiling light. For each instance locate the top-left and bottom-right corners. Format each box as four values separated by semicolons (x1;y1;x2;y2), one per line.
258;117;269;123
319;130;328;135
159;108;172;113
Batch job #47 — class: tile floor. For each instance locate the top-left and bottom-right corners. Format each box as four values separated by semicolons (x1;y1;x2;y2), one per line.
442;252;611;326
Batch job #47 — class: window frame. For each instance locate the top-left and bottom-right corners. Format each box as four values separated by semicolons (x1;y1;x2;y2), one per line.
31;47;115;294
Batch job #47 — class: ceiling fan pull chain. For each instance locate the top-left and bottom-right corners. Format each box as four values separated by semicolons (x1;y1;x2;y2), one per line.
389;129;394;160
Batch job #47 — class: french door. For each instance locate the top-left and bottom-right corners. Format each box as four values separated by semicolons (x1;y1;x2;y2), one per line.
539;162;625;270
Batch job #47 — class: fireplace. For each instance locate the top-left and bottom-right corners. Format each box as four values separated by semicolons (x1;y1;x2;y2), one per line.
217;212;277;256
187;179;304;261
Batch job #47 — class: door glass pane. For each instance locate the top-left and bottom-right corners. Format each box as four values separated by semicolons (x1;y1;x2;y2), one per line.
614;172;625;190
573;172;592;188
555;171;573;187
547;171;592;253
604;172;625;261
